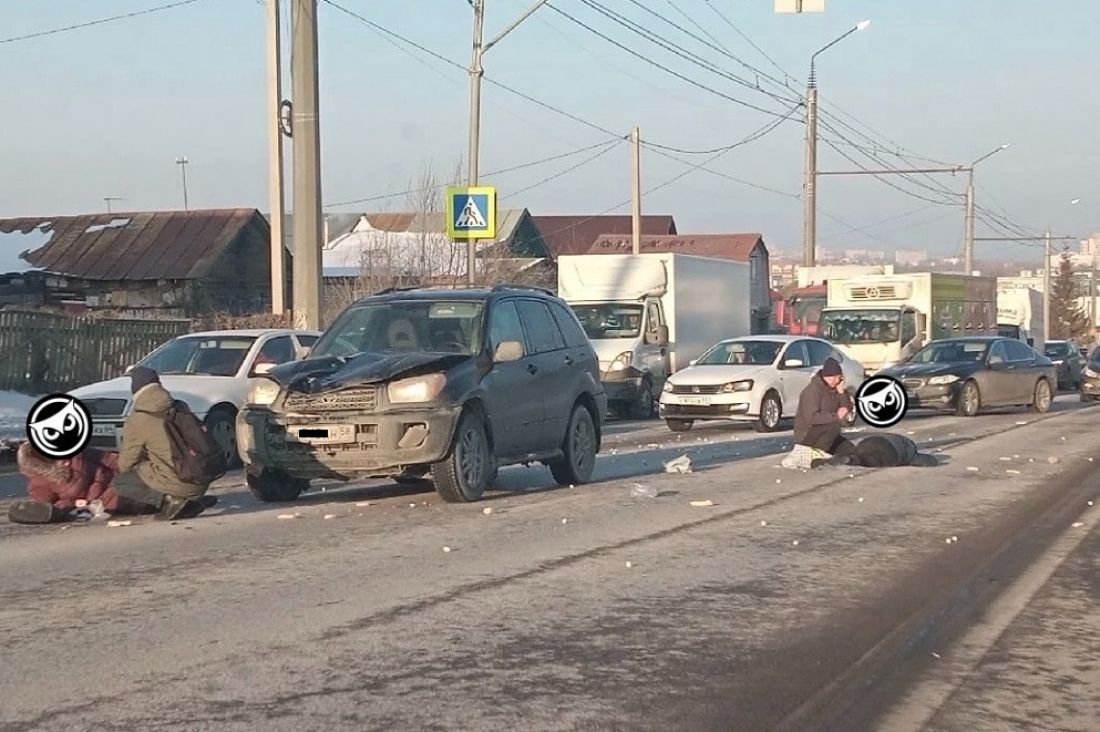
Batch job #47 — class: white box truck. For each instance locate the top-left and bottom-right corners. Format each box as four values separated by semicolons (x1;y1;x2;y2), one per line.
557;253;751;418
996;284;1044;350
818;273;997;375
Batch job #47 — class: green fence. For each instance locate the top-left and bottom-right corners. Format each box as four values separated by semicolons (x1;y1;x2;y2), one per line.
0;311;191;393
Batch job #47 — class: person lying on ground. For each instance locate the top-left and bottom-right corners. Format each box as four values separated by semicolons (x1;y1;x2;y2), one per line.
113;367;216;521
812;433;940;469
7;442;153;524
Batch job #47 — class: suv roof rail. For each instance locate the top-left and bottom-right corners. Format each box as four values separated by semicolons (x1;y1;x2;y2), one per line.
375;286;423;295
490;283;556;297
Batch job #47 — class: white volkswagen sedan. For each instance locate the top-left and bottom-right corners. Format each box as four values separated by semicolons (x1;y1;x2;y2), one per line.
658;335;865;433
69;329;321;466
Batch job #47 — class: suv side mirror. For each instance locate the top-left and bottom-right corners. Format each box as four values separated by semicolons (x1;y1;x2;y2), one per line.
493;340;524;363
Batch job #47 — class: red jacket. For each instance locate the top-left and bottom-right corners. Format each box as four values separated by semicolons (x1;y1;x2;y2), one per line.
18;442;122;512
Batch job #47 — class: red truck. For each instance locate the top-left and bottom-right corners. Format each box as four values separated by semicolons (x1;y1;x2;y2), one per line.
773;266;893;335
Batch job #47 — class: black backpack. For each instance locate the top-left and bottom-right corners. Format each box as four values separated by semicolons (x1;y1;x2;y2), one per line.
164;401;227;485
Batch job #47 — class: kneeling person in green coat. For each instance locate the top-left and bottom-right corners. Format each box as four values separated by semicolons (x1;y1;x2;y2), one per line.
114;367;215;521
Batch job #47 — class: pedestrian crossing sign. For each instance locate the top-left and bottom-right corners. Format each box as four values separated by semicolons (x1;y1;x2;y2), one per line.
446;186;496;240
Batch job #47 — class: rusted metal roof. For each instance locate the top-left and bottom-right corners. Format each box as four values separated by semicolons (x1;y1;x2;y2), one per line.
531;215;677;257
0;209;266;281
587;233;765;262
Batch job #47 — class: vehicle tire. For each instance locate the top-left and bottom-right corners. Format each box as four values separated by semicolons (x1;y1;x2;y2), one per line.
666;419;693;432
548;405;598;486
204;407;241;469
431;411;492;503
628;380;655;420
753;391;783;433
956;380;981;417
247;469;307;502
1031;379;1053;413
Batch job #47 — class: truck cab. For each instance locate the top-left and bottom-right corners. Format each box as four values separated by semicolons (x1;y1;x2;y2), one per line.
818;305;925;376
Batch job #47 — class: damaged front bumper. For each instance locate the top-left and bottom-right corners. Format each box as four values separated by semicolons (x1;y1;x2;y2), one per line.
237;403;461;480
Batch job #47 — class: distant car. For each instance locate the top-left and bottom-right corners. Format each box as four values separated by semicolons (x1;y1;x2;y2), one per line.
658;336;864;433
237;286;608;504
70;329;321;467
881;336;1056;417
1043;340;1086;390
1081;348;1100;403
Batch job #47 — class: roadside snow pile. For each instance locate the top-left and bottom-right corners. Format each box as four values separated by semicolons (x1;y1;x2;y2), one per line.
0;391;37;439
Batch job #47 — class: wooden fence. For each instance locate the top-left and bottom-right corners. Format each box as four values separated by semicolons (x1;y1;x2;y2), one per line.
0;311;191;393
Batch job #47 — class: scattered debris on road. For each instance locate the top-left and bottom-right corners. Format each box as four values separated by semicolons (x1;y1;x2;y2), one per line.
999;456;1012;461
625;561;633;568
792;540;800;546
760;520;768;526
276;513;301;520
323;514;337;520
1048;457;1059;464
106;520;132;528
664;455;693;474
689;500;715;507
858;497;865;503
1006;469;1021;475
966;466;980;472
1071;522;1085;528
482;507;493;515
561;518;568;524
932;651;942;659
355;501;372;507
630;483;659;498
443;546;452;553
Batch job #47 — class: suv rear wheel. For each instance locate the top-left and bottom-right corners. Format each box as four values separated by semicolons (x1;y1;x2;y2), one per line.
432;411;492;503
549;405;597;486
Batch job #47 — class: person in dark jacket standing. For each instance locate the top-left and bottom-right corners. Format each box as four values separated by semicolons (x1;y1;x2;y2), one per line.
793;357;856;456
113;367;213;520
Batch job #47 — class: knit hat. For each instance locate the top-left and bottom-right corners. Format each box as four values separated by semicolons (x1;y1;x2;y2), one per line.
821;357;843;377
129;366;160;394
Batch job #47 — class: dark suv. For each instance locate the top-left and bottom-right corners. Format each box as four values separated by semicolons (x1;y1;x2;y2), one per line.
237;286;608;503
1043;339;1086;390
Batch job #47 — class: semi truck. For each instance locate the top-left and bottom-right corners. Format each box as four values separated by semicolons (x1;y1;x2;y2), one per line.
775;265;894;336
818;272;997;375
996;284;1044;350
557;253;751;419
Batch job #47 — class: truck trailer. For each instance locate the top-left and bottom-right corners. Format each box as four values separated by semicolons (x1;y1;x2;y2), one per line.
996;284;1044;350
818;272;997;375
557;253;752;418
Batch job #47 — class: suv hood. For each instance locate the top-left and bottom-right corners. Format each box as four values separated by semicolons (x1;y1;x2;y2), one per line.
271;351;470;393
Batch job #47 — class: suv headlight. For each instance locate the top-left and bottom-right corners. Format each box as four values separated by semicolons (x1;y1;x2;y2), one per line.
722;380;754;392
247;379;281;406
928;374;959;385
608;351;633;372
388;373;446;404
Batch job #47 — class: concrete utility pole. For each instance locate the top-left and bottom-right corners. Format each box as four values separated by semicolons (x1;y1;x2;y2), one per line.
631;126;641;255
175;156;189;210
803;20;870;267
465;0;549;286
267;0;287;315
962;144;1010;275
291;0;323;330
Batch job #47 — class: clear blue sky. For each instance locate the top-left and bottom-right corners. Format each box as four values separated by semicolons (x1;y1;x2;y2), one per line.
2;0;1097;261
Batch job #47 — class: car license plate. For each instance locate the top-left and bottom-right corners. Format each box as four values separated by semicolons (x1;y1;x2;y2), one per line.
681;396;711;406
92;424;116;437
290;424;355;445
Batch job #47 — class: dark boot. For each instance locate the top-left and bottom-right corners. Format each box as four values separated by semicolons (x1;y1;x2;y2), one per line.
156;496;207;521
8;501;66;524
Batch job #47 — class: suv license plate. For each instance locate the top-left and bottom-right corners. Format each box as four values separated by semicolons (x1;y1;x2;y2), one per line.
291;424;356;444
681;396;711;405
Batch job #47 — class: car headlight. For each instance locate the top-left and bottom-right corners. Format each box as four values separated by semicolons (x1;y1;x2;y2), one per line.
722;380;754;392
388;373;446;404
1085;367;1098;378
247;379;281;406
609;351;633;372
662;380;674;393
928;374;959;385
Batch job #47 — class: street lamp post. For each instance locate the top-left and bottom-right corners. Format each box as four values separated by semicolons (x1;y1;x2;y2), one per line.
803;19;870;267
466;0;549;285
963;143;1010;275
174;156;190;211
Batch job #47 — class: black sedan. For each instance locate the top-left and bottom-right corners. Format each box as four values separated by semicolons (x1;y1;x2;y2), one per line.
880;337;1057;417
1081;348;1100;403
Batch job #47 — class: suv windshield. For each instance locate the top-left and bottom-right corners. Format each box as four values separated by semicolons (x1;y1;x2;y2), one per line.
1044;342;1070;358
139;336;256;376
819;310;900;344
571;304;643;339
909;340;989;364
312;300;485;358
697;340;783;366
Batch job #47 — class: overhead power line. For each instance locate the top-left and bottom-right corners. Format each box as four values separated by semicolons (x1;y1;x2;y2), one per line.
0;0;204;44
503;138;625;200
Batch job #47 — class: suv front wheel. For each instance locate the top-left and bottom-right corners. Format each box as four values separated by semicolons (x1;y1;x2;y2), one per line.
549;405;597;486
432;411;493;503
